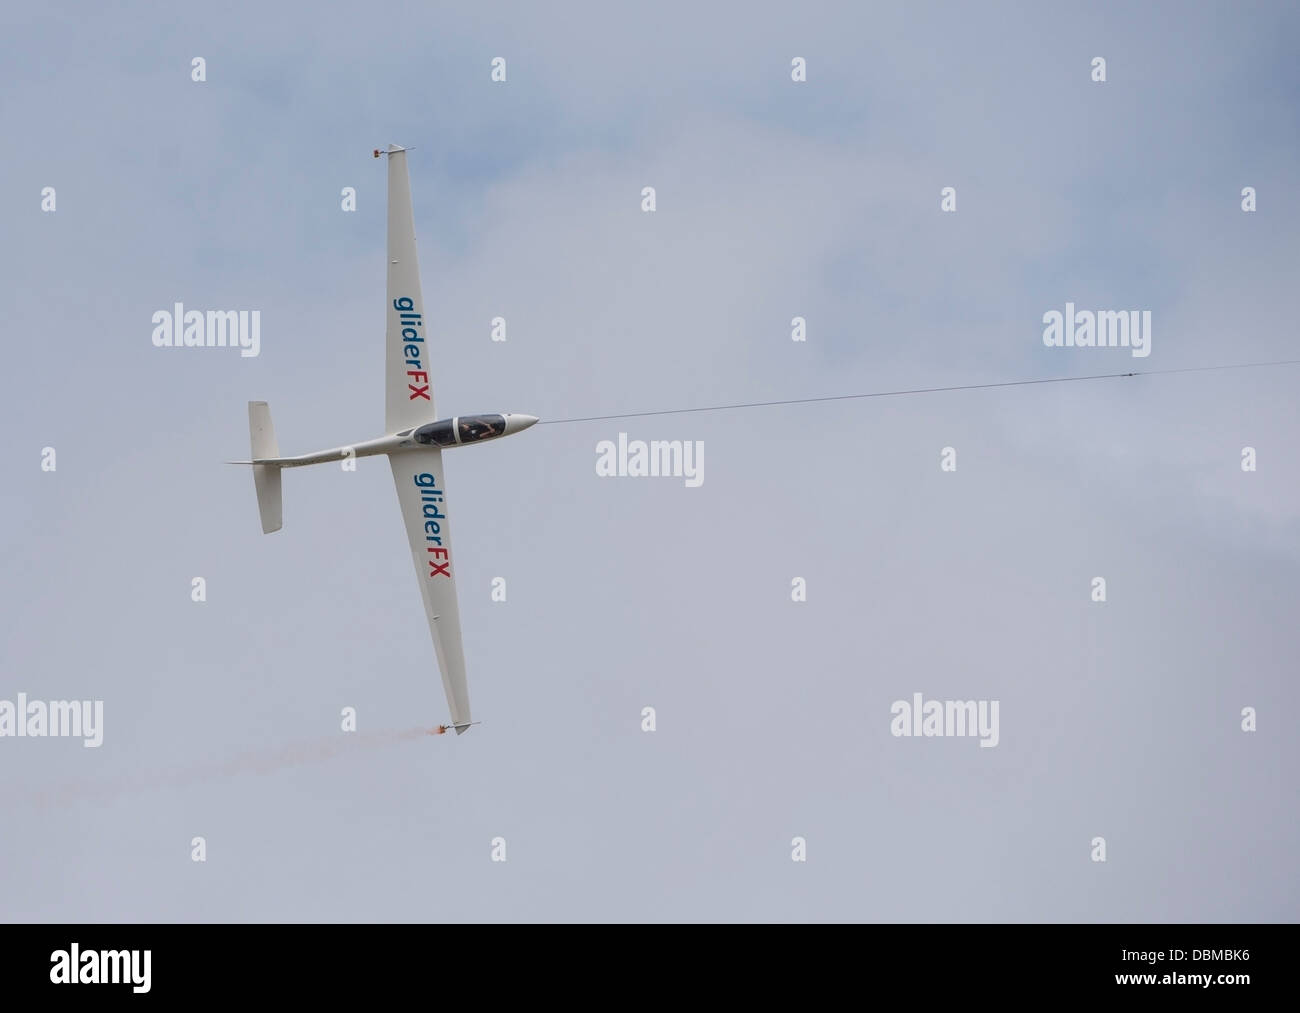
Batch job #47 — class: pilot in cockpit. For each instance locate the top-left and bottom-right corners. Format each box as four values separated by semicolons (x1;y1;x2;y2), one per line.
458;416;505;442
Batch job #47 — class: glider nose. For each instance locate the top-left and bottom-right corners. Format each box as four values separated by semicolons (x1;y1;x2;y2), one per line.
505;413;540;434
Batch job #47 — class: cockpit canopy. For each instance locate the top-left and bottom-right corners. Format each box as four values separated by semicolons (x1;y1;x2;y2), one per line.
413;414;507;447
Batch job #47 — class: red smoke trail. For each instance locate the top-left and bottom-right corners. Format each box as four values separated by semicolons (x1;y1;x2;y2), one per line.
11;727;433;808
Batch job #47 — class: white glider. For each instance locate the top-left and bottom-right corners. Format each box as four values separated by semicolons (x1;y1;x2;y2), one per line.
232;144;538;734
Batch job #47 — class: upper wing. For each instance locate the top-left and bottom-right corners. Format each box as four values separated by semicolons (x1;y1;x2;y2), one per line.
390;447;471;731
385;146;436;432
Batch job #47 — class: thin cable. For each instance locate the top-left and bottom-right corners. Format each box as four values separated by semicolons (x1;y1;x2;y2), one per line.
536;358;1300;425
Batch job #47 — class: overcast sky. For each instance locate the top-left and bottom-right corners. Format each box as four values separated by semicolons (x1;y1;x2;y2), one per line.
1;1;1297;922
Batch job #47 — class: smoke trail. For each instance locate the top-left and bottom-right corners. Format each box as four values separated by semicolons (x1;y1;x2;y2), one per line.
172;726;430;783
11;727;432;809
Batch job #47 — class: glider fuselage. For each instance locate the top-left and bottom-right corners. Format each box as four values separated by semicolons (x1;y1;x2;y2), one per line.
266;412;539;468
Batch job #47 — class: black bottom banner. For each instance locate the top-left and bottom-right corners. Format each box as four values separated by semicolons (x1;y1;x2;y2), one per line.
0;922;1281;999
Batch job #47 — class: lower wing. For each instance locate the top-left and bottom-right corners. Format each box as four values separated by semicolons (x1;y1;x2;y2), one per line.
389;448;472;731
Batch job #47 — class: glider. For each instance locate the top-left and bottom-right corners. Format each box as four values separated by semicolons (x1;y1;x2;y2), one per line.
231;144;538;734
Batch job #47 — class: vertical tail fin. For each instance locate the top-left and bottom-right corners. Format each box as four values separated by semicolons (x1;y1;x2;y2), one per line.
248;401;283;534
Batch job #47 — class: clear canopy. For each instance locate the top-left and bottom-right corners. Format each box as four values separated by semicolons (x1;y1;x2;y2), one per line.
413;415;506;447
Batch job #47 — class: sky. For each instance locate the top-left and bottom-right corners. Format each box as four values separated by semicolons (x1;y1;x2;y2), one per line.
1;1;1297;922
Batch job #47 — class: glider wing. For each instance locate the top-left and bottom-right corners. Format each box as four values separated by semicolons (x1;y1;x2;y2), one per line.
384;145;436;432
389;447;472;732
